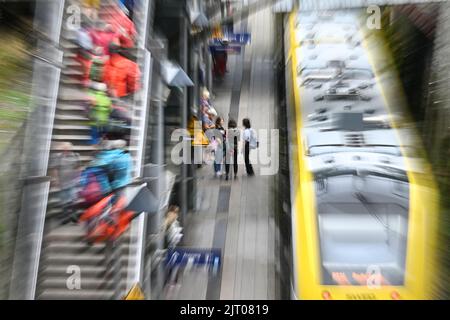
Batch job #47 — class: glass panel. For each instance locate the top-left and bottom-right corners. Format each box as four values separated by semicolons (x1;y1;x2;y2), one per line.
316;202;408;286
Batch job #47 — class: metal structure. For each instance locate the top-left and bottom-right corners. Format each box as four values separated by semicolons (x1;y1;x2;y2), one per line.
8;0;65;300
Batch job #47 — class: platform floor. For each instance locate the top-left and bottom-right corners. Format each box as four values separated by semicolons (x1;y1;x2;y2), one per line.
163;8;279;300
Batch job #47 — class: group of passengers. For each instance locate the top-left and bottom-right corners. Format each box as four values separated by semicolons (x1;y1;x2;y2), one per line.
50;0;140;242
76;1;141;145
196;89;258;180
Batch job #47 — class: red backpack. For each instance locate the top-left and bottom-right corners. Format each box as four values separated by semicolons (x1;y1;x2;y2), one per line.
79;167;111;206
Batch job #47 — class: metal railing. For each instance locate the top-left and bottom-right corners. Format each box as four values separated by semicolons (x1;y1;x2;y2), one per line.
123;0;154;298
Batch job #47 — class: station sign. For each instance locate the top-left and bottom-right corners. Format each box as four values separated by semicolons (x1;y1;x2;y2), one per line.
211;33;251;46
166;247;221;270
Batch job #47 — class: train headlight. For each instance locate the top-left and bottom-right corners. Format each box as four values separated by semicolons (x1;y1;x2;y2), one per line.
322;291;332;300
390;291;401;300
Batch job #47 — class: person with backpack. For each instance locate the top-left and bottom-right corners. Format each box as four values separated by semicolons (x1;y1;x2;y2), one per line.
89;52;106;84
77;20;94;56
79;45;106;88
90;139;132;197
90;22;119;57
49;142;81;223
88;82;112;145
102;43;141;100
78;164;112;208
76;20;95;88
79;139;133;242
242;118;257;176
102;2;137;48
109;98;132;131
225;119;240;180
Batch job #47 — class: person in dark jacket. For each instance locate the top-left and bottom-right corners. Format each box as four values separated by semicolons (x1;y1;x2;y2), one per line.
225;119;240;180
242;118;255;176
213;117;226;177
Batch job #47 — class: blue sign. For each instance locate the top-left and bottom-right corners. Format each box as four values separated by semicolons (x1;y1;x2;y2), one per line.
231;33;251;45
212;33;251;46
166;247;221;270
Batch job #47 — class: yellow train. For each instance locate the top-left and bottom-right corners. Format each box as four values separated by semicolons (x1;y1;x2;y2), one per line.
283;9;440;300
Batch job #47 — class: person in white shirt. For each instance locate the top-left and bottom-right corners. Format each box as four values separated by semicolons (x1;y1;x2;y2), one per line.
242;118;255;176
213;117;226;177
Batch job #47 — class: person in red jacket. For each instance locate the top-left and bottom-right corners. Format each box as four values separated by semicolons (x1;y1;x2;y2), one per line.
103;43;141;99
90;23;120;56
101;2;136;48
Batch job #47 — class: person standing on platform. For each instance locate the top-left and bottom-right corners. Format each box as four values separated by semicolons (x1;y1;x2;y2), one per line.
225;119;240;180
242;118;257;176
213;117;226;177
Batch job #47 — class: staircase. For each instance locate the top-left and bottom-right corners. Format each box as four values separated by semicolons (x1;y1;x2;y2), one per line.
35;0;148;300
36;224;136;299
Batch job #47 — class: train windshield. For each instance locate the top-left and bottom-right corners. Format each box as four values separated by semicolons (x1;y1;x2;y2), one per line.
317;201;408;286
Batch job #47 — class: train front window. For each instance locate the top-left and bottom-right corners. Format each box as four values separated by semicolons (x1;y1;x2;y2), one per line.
317;202;408;286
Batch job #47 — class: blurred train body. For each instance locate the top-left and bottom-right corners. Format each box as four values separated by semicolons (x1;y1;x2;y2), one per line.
283;9;439;300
